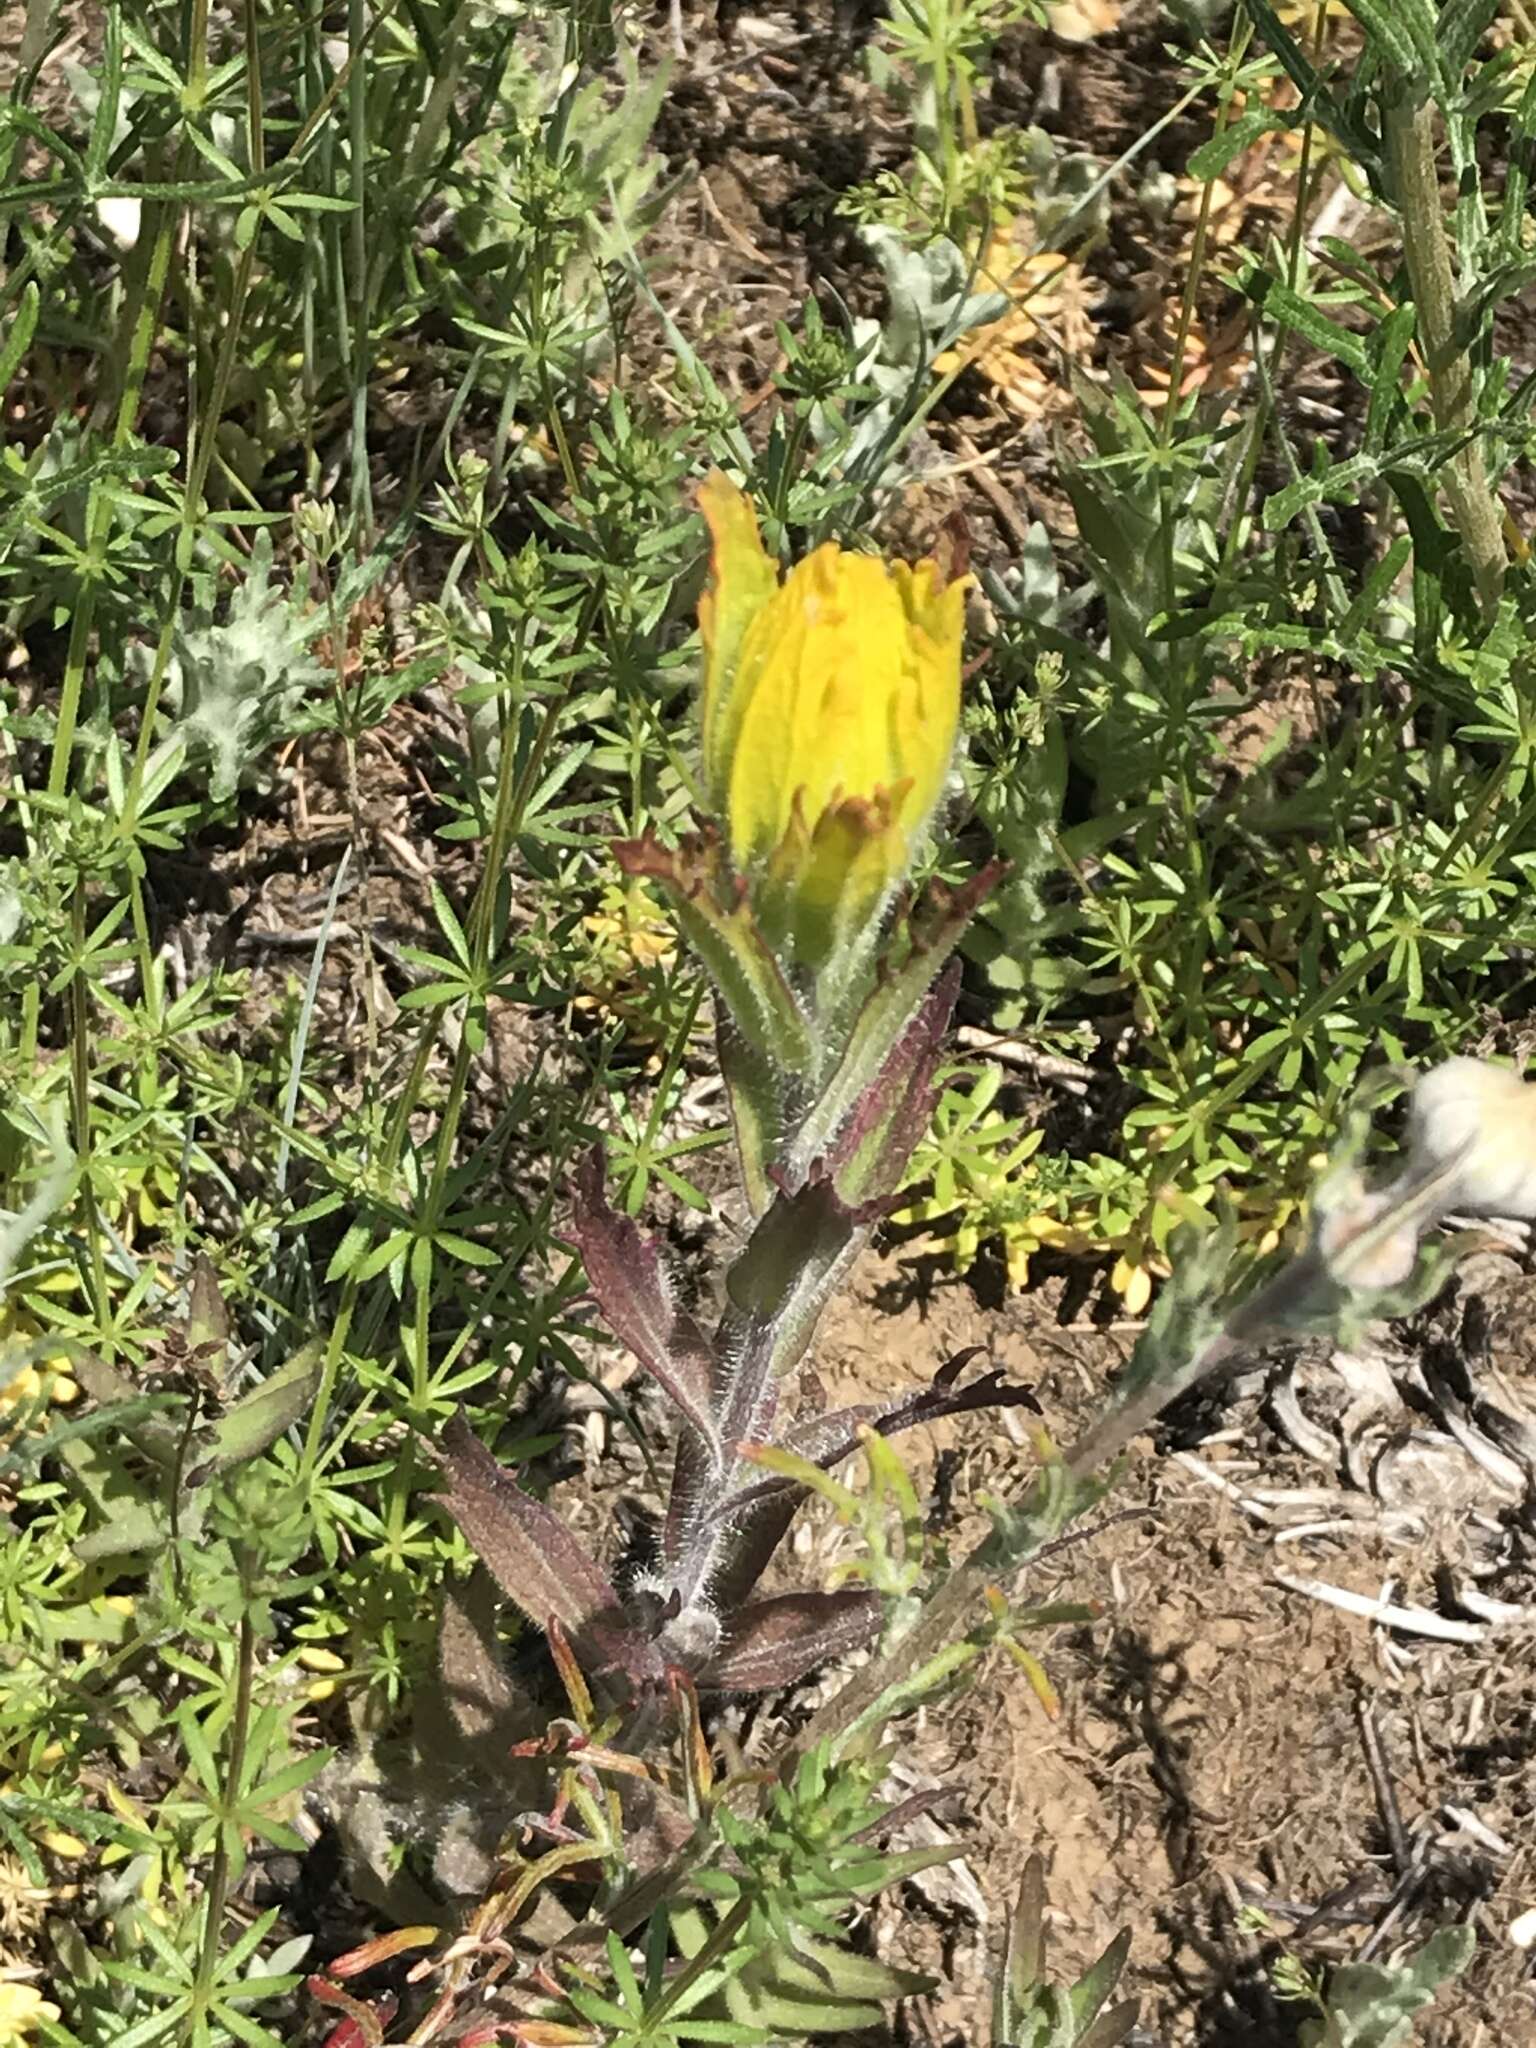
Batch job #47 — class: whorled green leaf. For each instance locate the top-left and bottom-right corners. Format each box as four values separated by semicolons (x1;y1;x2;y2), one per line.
672;1904;932;2037
0;282;39;396
1240;268;1372;379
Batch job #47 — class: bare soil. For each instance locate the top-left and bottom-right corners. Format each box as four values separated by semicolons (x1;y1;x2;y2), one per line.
754;1251;1536;2045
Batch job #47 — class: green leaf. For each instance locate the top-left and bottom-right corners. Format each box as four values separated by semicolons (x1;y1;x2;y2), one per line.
1240;270;1372;377
159;528;329;799
436;1231;500;1267
191;1344;323;1481
1300;1925;1474;2046
323;1220;374;1282
429;880;472;967
1263;452;1381;530
0;282;39;395
1188;108;1289;180
1363;302;1417;453
1342;0;1437;71
1501;71;1536;257
1437;0;1500;72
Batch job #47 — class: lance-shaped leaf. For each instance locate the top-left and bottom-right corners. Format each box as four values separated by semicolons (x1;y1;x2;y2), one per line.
716;1173;867;1450
717;1012;780;1216
825;956;958;1207
432;1417;659;1690
69;1350;182;1466
570;1149;721;1460
186;1342;323;1485
614;828;814;1076
789;859;1005;1184
700;1588;882;1693
760;1349;1040;1505
186;1253;232;1360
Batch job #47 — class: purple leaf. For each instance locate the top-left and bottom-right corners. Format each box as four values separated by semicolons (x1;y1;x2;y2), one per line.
782;1346;1041;1468
437;1568;520;1747
827;957;959;1204
431;1414;622;1639
700;1589;882;1693
570;1151;721;1458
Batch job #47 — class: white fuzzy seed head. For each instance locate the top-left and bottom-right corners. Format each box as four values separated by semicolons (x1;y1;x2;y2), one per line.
1315;1184;1421;1292
1409;1057;1536;1219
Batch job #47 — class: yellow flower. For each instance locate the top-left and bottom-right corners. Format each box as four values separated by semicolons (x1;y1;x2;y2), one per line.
0;1980;60;2041
1108;1253;1154;1318
0;1353;79;1434
697;472;968;963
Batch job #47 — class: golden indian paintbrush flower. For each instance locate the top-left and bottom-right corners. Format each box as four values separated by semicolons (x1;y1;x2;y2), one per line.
697;472;968;966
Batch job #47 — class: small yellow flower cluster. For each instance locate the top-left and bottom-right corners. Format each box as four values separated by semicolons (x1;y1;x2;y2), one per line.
0;1979;60;2042
297;1643;348;1702
572;881;683;1050
0;1858;55;1947
0;1327;79;1444
1;1277;83;1435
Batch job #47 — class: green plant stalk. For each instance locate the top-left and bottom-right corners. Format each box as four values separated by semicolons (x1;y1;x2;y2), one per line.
410;687;563;1408
120;0;266;1013
1212;2;1329;595
184;1600;256;2047
1148;45;1247;870
67;884;110;1337
301;1016;438;1476
1156;40;1245;638
18;0;57;78
644;1896;753;2028
927;0;959;233
44;0;209;807
348;0;374;535
1382;85;1506;614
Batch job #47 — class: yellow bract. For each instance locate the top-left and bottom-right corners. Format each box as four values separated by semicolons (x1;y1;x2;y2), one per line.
697;473;967;958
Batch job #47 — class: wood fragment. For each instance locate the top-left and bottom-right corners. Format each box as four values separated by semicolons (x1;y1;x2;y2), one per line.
1274;1572;1486;1644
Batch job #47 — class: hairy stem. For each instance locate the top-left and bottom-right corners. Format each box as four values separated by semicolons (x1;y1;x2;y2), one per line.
1382;85;1505;614
184;1601;256;2044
